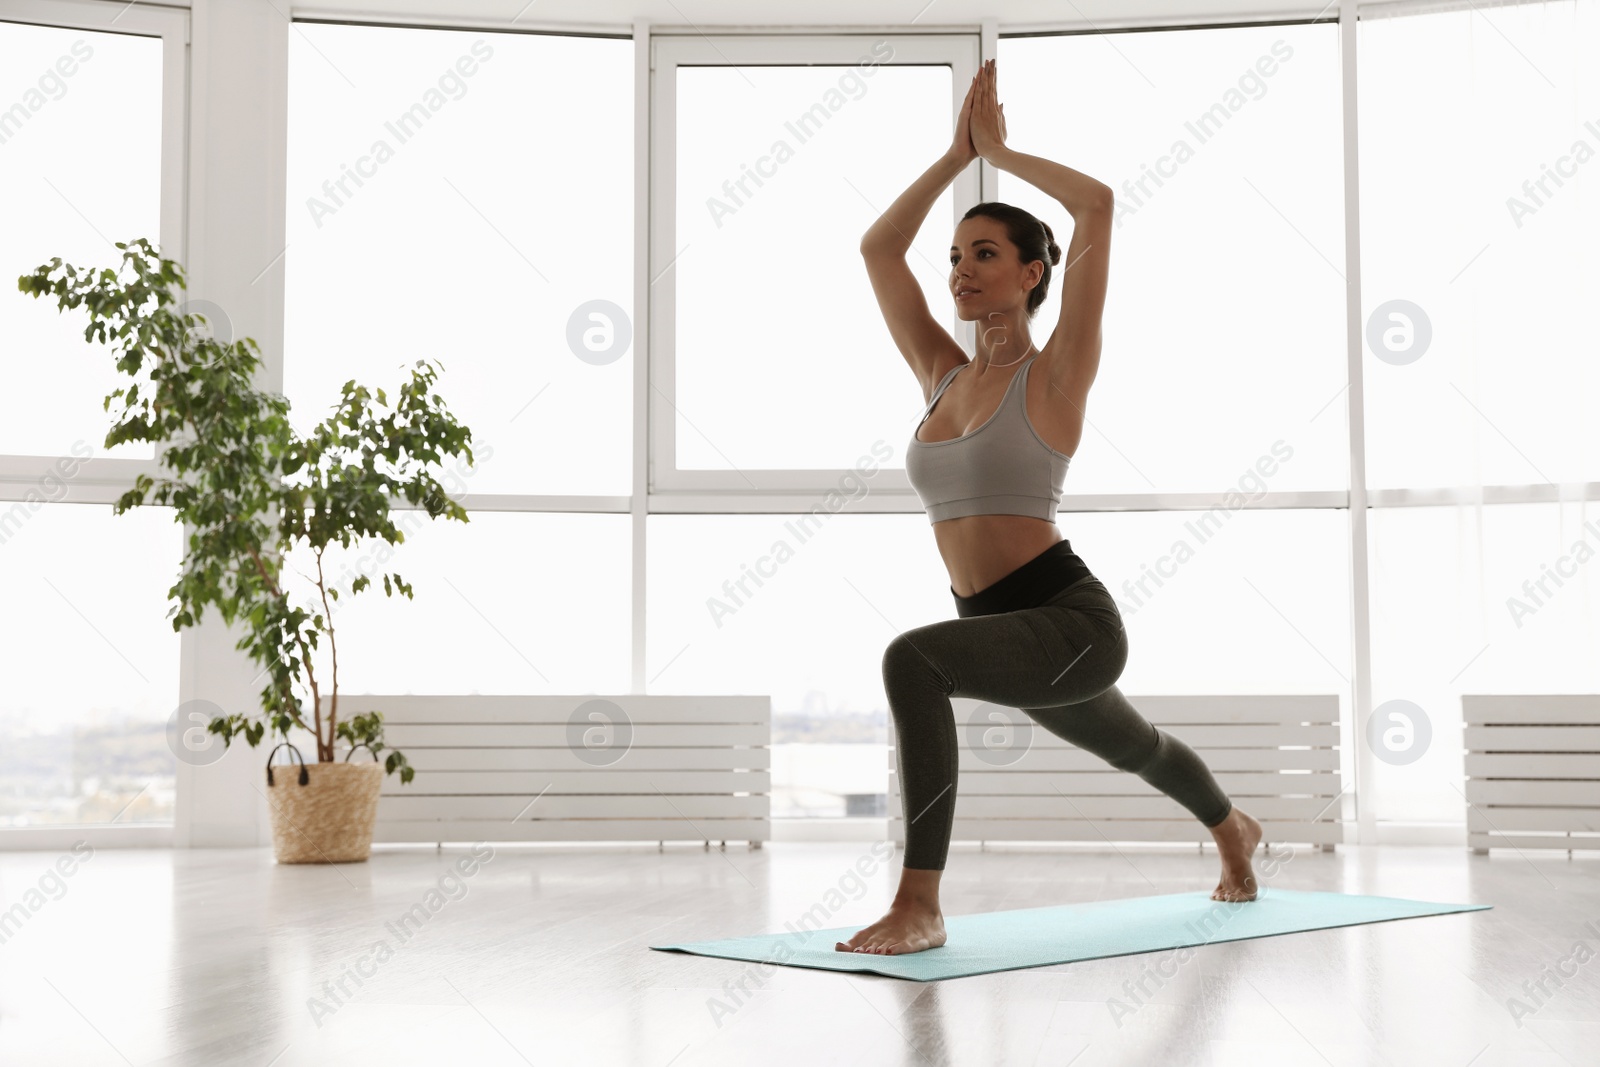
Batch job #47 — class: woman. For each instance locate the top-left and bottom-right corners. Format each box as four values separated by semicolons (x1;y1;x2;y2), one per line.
839;60;1263;957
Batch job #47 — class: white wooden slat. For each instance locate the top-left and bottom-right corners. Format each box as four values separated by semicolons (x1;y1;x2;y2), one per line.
382;723;768;747
1463;695;1600;724
885;695;1341;731
1468;831;1600;851
1464;753;1600;777
1465;780;1600;806
376;795;769;820
887;819;1344;845
402;748;771;772
379;771;770;795
918;794;1333;821
1464;726;1600;750
371;819;771;842
1466;807;1600;833
888;722;1339;747
1132;724;1338;745
1093;694;1340;724
889;770;1343;796
318;693;772;724
931;747;1340;772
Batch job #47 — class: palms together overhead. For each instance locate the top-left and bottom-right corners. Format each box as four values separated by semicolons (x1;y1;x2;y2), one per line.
951;58;1009;164
970;58;1007;160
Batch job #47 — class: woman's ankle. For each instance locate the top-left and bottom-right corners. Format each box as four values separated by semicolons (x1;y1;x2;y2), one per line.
890;895;943;915
892;865;945;912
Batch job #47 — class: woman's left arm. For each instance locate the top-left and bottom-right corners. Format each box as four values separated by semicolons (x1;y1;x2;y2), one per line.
987;145;1112;220
992;146;1114;398
969;60;1114;396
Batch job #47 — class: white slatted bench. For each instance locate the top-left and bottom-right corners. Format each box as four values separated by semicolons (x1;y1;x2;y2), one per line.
1464;694;1600;855
316;695;771;847
889;694;1344;852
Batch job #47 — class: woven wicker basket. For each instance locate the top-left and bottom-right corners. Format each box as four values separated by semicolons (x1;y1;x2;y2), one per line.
264;744;384;864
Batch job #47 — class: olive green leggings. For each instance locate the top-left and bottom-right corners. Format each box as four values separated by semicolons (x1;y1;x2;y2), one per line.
883;572;1233;870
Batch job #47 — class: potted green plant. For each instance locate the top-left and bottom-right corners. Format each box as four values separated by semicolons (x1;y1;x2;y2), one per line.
18;238;476;863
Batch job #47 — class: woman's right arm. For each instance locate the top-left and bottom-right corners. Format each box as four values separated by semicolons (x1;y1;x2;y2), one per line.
858;150;971;398
861;73;977;254
859;77;978;396
858;149;969;256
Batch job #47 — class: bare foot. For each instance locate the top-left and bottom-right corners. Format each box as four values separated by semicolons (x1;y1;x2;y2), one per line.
1209;806;1264;902
834;904;947;956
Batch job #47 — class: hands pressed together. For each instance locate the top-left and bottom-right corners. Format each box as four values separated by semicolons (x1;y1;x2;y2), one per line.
950;58;1007;166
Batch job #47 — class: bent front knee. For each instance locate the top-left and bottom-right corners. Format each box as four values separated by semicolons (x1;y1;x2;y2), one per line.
881;631;948;694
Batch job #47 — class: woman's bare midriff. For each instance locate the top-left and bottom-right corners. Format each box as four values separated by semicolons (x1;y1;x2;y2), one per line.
915;355;1087;596
933;513;1064;598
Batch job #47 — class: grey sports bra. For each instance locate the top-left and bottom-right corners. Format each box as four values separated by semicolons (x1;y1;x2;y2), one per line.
905;355;1072;524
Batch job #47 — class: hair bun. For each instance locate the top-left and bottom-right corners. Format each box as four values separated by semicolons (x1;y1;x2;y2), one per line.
1039;220;1062;266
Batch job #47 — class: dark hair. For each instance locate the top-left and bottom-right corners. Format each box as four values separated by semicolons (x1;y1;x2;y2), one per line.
958;202;1062;319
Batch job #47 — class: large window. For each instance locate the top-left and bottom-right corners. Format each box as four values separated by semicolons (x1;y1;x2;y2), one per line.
999;24;1346;495
647;35;980;815
652;34;980;491
284;22;635;497
10;3;1594;844
640;15;1599;831
1356;1;1600;826
0;502;181;825
646;507;1349;817
0;18;163;458
1367;501;1600;824
1359;1;1600;490
285;512;632;696
0;6;185;832
646;513;947;817
670;57;956;475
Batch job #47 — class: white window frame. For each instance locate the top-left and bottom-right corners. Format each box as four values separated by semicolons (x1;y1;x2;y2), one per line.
647;31;981;496
0;0;187;847
0;0;188;507
5;0;1593;852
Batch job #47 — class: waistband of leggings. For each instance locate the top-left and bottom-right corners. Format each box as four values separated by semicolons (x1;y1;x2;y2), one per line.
952;539;1095;618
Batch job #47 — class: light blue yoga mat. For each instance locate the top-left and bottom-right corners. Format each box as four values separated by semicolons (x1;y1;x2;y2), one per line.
650;887;1491;982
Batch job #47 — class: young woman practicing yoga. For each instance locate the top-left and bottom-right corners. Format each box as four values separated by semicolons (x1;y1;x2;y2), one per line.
838;59;1263;957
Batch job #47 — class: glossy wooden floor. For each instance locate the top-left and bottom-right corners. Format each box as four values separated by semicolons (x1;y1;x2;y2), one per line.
2;839;1596;1066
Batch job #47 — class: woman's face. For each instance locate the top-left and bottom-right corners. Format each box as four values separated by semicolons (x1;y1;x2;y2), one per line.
949;218;1037;320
